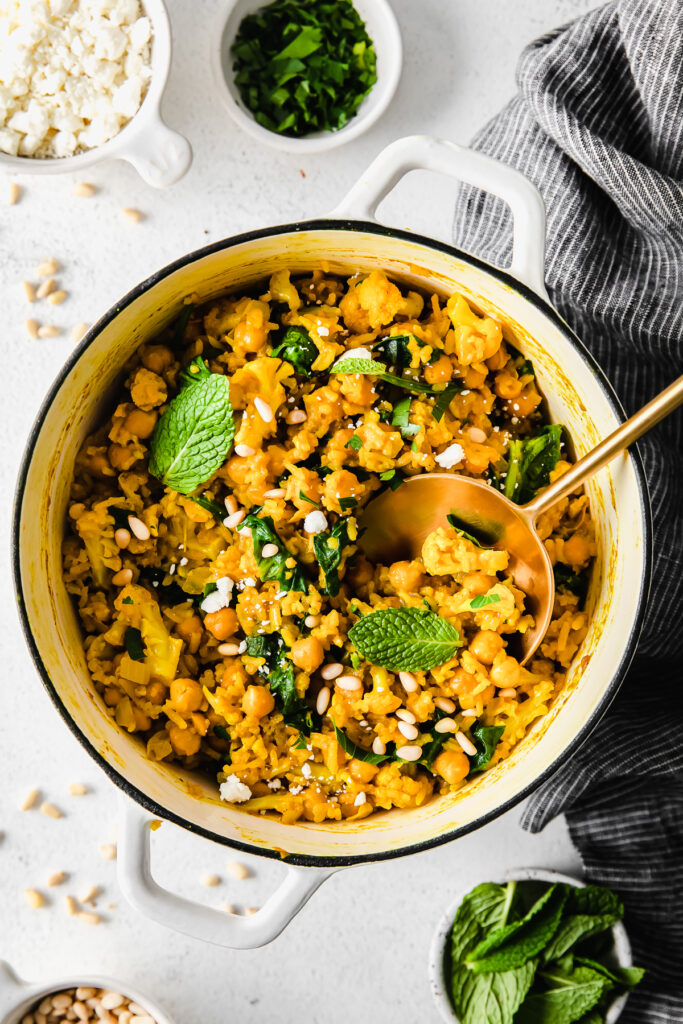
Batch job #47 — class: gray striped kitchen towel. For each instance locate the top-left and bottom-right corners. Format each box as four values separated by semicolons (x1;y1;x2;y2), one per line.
453;0;683;1019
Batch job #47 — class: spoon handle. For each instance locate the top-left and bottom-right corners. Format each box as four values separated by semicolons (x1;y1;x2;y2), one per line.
525;375;683;520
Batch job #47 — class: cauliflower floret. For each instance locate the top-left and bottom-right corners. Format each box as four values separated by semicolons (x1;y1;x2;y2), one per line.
446;293;503;366
421;527;509;576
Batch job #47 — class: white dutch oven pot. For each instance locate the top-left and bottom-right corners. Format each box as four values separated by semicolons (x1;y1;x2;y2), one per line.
13;137;650;949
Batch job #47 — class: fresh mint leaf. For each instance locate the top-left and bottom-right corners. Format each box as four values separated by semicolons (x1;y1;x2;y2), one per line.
331;359;437;395
391;396;420;441
502;424;562;505
574;959;645;990
332;720;391;764
345;434;363;450
379;469;396;481
515;963;612;1024
271;325;319;377
468;723;505;774
124;626;145;661
348;607;461;671
467;884;567;973
432;382;460;422
313;517;353;597
542;887;623;962
470;593;502;610
241;513;308;592
149;357;235;495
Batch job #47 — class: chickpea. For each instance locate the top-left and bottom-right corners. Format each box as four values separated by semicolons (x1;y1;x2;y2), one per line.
146;681;167;705
433;750;470;786
169;723;201;756
486;344;508;371
125;408;158;438
494;372;523;399
346;555;374;587
462;572;496;596
505;386;539;419
388;560;425;592
234;310;267;352
424;353;453;385
490;656;522;689
133;707;151;731
242;685;275;719
103;686;121;707
459;684;496;709
563;534;591;569
142;344;173;374
108;443;134;471
170;677;203;713
89;452;112;477
450;667;480;696
469;630;505;665
347;758;379;783
290;636;324;674
204;607;239;641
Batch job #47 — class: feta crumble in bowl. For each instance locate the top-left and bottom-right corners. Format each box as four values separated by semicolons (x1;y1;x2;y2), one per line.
0;0;191;186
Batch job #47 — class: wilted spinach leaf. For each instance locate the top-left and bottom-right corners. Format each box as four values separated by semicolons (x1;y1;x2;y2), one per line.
271;325;318;377
503;424;563;504
313;517;354;597
241;513;308;592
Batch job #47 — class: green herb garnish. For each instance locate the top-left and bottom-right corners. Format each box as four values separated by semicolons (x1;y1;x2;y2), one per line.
149;357;235;495
348;607;462;672
345;434;363;451
271;325;319;377
124;626;145;661
502;424;562;505
189;494;225;519
298;489;320;507
241;513;308;593
331;357;438;395
432;382;460;422
391;396;421;441
313;517;354;597
231;0;377;138
470;593;502;610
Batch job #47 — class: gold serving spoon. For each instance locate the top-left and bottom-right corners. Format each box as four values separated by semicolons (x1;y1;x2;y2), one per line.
359;375;683;663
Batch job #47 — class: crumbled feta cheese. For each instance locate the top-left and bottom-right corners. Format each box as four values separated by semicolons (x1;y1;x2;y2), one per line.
0;0;152;159
219;775;252;804
304;510;328;534
317;325;330;337
267;779;282;791
289;785;304;795
354;792;367;806
435;443;465;469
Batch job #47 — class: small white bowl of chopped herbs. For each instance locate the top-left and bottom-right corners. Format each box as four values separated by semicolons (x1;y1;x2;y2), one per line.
213;0;402;152
429;868;644;1024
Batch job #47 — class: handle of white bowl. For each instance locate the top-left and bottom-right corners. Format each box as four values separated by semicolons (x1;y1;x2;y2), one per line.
117;797;337;949
332;135;548;299
120;114;192;188
0;960;29;1022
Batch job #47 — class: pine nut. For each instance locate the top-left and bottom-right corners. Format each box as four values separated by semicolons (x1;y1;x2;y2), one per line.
316;686;330;715
399;671;418;693
71;322;89;342
434;697;456;714
8;181;20;204
73;182;96;198
396;709;416;724
75;989;97;1001
435;717;457;733
69;782;87;796
114;528;131;549
261;542;279;558
223;509;245;529
234;444;255;457
51;994;72;1010
48;871;67;887
217;642;240;656
203;874;220;887
40;802;62;818
100;993;124;1010
25;318;40;339
224;495;238;515
396;744;422;761
72;1002;89;1020
130;1017;155;1024
224;903;236;914
127;516;149;541
127;1005;148;1018
286;409;307;425
38;998;52;1014
65;896;78;916
304;614;320;627
37;325;60;338
225;861;250;880
121;207;142;223
100;844;117;860
468;426;487;444
461;708;477;717
36;277;56;299
264;488;285;498
112;568;132;586
372;737;386;755
336;674;362;691
455;732;478;756
48;289;68;305
254;396;274;423
22;280;36;302
25;888;44;908
320;662;343;681
36;258;58;276
77;911;100;925
497;687;517;698
245;907;258;916
20;788;39;810
397;721;419;740
81;884;98;903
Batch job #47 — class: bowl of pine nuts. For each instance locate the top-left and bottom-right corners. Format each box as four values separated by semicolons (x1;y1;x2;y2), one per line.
0;963;173;1024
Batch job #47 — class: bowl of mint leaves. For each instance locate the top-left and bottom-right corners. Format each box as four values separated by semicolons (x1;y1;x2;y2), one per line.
429;869;644;1024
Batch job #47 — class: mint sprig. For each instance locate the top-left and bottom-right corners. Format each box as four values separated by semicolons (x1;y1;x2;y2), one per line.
149;357;235;495
348;607;461;671
331;357;438;395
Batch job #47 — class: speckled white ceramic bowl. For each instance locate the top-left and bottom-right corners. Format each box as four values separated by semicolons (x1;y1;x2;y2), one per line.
213;0;403;152
429;868;634;1024
0;0;191;187
0;963;173;1024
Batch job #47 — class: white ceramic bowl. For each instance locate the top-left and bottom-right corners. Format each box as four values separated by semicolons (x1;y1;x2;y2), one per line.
213;0;403;152
0;963;174;1024
429;868;633;1024
0;0;191;187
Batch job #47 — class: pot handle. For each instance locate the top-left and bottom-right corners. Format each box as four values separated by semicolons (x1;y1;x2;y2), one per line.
331;135;548;299
116;796;337;949
119;113;192;188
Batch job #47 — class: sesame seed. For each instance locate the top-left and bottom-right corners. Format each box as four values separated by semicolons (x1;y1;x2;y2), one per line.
336;675;362;691
435;717;457;733
434;697;456;713
396;709;416;724
396;744;422;761
286;409;307;425
168;563;176;575
179;556;188;566
234;444;255;457
455;732;478;756
121;207;143;223
69;782;87;796
22;280;36;302
25;318;40;339
114;528;131;549
372;737;386;756
223;509;245;529
320;662;343;680
127;516;150;541
20;788;39;811
316;686;330;715
254;396;274;423
217;642;240;656
8;182;20;205
225;862;249;881
261;542;279;558
497;687;517;698
72;182;96;197
398;671;418;693
264;488;286;498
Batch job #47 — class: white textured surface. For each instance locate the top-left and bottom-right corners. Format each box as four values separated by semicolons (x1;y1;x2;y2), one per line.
0;0;596;1020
